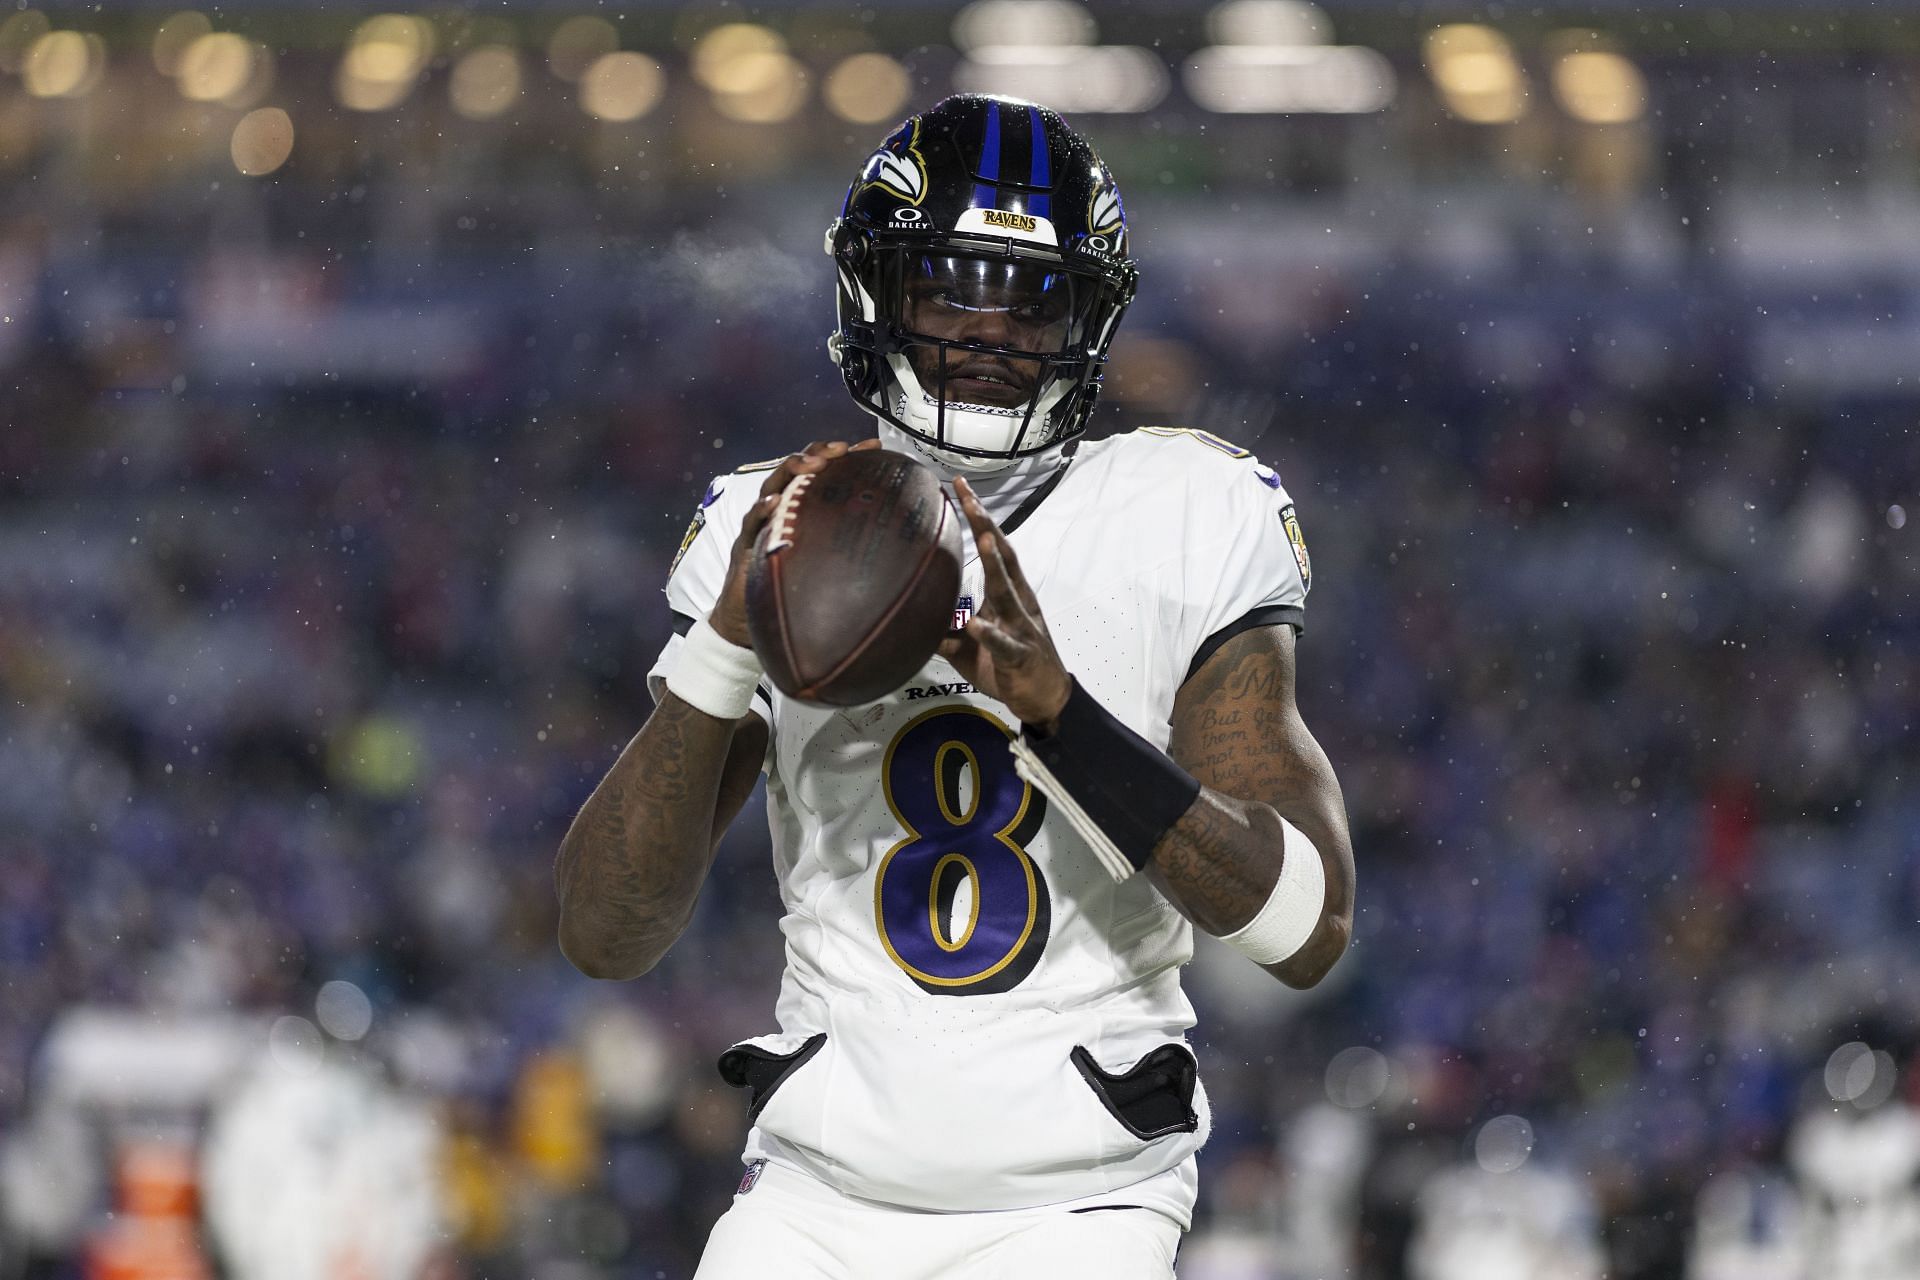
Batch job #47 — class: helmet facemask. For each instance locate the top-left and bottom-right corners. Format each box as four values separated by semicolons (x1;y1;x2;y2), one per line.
834;237;1133;471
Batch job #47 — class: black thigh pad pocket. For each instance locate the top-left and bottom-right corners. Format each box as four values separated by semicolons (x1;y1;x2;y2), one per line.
717;1033;827;1122
1070;1043;1199;1141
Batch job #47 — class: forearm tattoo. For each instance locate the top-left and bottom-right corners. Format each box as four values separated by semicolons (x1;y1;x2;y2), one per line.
1157;630;1354;951
554;692;746;975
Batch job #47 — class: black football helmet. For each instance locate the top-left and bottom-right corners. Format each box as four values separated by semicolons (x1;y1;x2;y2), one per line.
827;94;1139;469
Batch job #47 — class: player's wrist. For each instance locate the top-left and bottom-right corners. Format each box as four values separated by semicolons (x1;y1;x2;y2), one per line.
1023;674;1074;736
708;592;753;648
666;615;763;721
1010;681;1202;882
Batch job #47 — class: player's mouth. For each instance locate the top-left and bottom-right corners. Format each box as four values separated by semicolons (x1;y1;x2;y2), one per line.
941;359;1034;407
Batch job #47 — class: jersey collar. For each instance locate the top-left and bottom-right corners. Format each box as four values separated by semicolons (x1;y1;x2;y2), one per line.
874;422;1072;532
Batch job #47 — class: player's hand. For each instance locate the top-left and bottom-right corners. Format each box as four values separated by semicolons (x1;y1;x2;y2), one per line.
937;477;1073;733
710;439;881;648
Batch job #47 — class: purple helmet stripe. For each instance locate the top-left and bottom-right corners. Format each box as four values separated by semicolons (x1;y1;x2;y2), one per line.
1028;107;1051;219
971;98;1002;207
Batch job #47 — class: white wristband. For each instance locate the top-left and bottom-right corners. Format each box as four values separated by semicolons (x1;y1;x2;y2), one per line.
665;617;763;721
1220;815;1326;965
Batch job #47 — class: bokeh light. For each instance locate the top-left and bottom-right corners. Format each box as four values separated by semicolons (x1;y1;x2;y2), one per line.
1324;1046;1391;1109
709;51;808;123
0;10;52;75
177;32;255;103
1553;50;1647;124
1424;24;1528;124
450;45;522;120
546;16;618;84
149;11;209;76
823;52;912;125
337;14;433;113
23;31;102;99
690;23;784;90
1474;1115;1535;1173
1206;0;1332;48
580;51;664;123
230;107;294;176
952;0;1095;52
315;980;374;1041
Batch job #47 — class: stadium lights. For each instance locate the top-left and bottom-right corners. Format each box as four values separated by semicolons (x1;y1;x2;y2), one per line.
951;0;1159;112
1206;0;1331;49
689;25;807;124
690;23;783;89
1423;24;1528;125
450;46;522;120
336;14;432;113
176;33;253;103
580;51;664;123
955;45;1168;114
952;0;1095;53
22;30;103;99
1185;0;1394;114
1553;50;1646;125
823;53;911;126
230;106;293;175
0;11;50;75
710;52;808;124
546;16;617;84
1185;45;1394;114
149;11;208;76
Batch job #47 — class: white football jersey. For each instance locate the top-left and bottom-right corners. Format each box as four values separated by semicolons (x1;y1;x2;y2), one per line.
647;426;1310;1221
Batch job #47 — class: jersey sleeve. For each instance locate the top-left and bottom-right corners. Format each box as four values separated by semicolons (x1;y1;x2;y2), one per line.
1179;452;1312;684
645;471;775;722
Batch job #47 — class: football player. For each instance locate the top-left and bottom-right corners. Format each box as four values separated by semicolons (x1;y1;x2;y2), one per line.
556;95;1355;1277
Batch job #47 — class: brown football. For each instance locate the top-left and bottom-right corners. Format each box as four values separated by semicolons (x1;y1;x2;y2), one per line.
745;449;965;707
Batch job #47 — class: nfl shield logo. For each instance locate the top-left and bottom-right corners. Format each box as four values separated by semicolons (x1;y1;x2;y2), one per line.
737;1159;766;1196
952;594;975;630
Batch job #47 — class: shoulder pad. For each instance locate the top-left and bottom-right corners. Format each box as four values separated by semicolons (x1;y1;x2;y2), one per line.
1132;425;1256;459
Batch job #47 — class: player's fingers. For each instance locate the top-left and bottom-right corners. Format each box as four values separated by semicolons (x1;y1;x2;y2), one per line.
952;477;1002;541
974;529;1029;622
937;630;978;666
756;443;845;500
851;438;883;451
737;491;782;544
996;539;1043;616
954;478;1042;614
951;480;1019;601
967;615;1024;661
757;456;803;498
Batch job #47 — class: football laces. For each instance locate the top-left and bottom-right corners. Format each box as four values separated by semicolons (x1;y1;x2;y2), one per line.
764;473;816;553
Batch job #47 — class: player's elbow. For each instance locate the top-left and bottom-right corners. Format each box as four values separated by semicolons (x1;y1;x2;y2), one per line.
557;915;657;982
1266;910;1351;990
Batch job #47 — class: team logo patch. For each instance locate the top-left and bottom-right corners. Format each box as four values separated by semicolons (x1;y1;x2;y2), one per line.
952;593;975;630
669;507;707;578
861;120;927;203
737;1159;767;1196
1280;503;1311;592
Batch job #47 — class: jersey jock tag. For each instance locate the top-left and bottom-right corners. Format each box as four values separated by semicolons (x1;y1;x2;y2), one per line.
1280;503;1310;591
669;480;726;578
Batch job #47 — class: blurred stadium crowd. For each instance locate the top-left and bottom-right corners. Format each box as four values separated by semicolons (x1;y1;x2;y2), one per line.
2;3;1919;1279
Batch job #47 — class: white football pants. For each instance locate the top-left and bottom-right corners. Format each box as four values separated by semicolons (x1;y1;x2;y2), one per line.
692;1160;1183;1280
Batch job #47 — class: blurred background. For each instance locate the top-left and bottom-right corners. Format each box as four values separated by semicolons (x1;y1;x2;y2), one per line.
1;0;1917;1276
